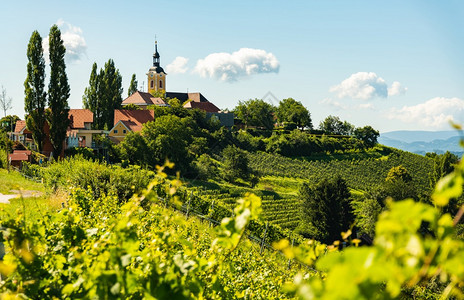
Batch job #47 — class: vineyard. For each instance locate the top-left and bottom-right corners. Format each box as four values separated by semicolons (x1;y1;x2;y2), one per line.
248;146;434;195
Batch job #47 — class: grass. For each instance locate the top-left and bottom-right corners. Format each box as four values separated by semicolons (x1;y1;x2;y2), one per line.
0;194;63;223
0;169;46;194
0;168;60;223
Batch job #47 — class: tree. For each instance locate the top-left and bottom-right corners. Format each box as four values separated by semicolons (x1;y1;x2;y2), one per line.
234;99;275;130
101;59;123;130
221;145;250;182
119;132;150;167
276;98;312;129
385;165;412;183
0;115;20;132
47;25;70;159
383;165;416;201
128;74;138;96
300;176;353;243
83;60;123;130
354;125;379;147
141;115;194;172
0;86;12;117
319;115;354;136
24;30;47;153
83;63;100;128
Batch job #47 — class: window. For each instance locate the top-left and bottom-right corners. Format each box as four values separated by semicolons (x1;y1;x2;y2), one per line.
114;129;118;134
159;81;163;88
150;80;154;88
123;129;126;134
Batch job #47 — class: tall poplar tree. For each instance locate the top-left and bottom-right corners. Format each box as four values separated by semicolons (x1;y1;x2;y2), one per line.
83;62;102;129
24;31;47;153
82;59;122;130
128;74;138;96
102;59;122;130
47;25;70;159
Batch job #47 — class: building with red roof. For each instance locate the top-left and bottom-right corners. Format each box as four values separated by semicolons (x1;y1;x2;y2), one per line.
108;110;155;142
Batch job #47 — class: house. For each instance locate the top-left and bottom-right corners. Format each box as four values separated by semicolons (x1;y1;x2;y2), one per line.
8;150;32;168
66;109;108;149
11;120;35;150
109;110;155;143
11;109;107;157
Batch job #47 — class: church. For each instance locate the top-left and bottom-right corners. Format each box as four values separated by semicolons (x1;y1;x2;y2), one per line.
109;41;234;142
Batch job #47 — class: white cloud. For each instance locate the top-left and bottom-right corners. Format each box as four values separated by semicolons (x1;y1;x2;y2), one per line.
166;56;189;74
320;98;347;110
330;72;388;100
389;97;464;129
388;81;408;96
330;72;407;100
43;19;87;63
194;48;279;82
357;103;375;110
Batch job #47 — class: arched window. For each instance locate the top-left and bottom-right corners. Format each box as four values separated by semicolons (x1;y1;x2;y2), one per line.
159;81;163;88
150;80;154;88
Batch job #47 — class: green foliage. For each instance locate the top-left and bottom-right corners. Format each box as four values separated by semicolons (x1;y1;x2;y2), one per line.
221;145;251;183
0;115;20;132
193;154;218;180
127;73;137;96
353;125;379;147
47;24;70;159
83;60;123;130
82;62;99;126
24;30;47;152
142;115;195;173
122;103;139;110
299;176;353;243
0;165;297;299
385;165;412;183
64;147;95;160
276;97;312;129
319;115;354;136
248;148;433;196
234;99;275;130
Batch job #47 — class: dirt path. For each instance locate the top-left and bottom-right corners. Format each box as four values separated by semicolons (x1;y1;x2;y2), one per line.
0;190;44;204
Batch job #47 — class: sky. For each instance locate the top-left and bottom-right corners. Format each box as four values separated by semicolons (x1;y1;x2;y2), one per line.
1;0;464;133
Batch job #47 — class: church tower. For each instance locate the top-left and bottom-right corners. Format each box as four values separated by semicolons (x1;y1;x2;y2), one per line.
147;40;166;94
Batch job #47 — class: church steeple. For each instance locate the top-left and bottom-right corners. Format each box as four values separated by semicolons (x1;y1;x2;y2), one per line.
147;39;167;94
153;40;160;67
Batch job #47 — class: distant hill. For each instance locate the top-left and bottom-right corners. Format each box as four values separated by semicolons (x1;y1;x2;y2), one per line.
379;130;463;155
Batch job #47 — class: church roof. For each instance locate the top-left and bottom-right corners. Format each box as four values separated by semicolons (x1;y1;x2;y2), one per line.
68;109;93;129
113;109;155;132
183;101;220;113
122;91;167;106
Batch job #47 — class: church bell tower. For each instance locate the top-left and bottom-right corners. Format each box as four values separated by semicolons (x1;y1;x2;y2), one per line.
147;40;166;94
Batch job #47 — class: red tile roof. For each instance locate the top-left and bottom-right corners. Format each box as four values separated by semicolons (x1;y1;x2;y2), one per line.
8;152;29;162
14;120;27;133
69;109;93;129
122;91;167;106
113;110;155;132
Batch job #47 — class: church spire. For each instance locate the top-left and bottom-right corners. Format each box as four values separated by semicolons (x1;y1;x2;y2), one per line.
153;40;160;67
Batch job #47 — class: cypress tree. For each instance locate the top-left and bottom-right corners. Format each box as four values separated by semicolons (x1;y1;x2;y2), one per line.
47;25;70;159
128;74;138;96
24;30;47;153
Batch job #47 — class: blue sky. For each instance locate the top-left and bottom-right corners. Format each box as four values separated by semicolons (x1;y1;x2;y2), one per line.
1;0;464;132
